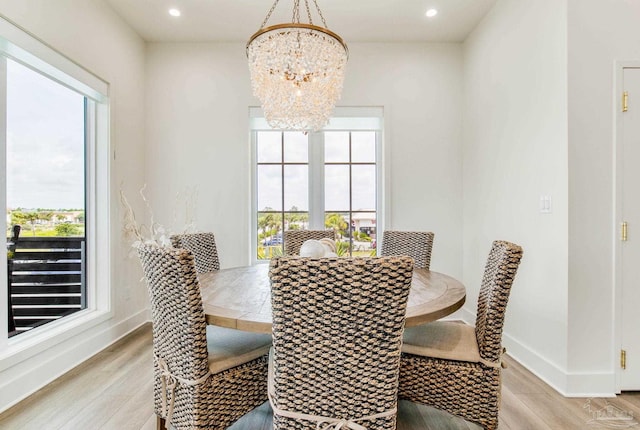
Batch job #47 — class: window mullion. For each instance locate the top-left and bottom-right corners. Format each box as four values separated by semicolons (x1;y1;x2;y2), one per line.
348;132;354;255
376;130;383;255
280;132;285;235
308;131;324;230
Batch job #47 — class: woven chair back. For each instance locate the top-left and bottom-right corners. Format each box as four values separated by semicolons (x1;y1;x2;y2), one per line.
137;244;210;384
381;231;435;269
269;256;414;430
283;230;336;256
475;240;524;363
170;232;220;273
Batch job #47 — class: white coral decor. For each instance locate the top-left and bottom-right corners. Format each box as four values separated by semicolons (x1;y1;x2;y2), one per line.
300;239;338;257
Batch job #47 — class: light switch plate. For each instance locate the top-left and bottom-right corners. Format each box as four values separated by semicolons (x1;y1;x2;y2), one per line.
540;195;552;214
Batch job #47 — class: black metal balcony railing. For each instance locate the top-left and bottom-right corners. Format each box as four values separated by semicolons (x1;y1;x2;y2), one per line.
7;236;86;336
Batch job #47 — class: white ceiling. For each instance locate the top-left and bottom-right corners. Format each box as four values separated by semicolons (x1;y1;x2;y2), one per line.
104;0;498;43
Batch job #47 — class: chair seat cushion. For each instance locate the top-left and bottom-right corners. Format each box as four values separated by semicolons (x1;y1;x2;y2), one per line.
207;325;272;374
402;321;481;363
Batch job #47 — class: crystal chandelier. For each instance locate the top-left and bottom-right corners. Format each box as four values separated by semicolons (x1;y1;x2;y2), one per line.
246;0;348;131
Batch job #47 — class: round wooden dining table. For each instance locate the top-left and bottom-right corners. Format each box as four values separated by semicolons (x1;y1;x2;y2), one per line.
198;264;466;334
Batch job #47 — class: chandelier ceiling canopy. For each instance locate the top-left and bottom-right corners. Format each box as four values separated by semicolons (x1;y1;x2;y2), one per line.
246;0;349;132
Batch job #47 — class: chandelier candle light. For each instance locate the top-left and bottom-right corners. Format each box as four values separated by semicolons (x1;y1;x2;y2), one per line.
246;0;348;131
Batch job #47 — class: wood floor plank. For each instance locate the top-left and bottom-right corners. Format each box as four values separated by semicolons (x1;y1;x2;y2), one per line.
139;414;156;430
0;325;151;430
59;394;131;430
99;377;154;430
60;345;153;430
607;392;640;418
514;392;592;429
498;385;553;430
501;355;558;396
497;417;512;430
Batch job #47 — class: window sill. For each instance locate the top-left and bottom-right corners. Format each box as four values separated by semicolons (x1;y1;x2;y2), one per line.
0;308;112;373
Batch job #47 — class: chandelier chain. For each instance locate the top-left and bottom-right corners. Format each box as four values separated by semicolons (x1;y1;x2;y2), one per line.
312;0;329;28
304;0;313;25
292;0;300;23
260;0;281;28
259;0;330;29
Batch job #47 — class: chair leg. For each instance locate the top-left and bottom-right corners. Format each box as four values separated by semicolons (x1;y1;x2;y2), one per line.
156;415;167;430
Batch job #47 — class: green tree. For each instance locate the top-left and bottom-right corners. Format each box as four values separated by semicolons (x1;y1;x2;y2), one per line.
285;207;309;230
39;211;54;224
257;213;270;243
325;213;347;239
257;210;283;244
335;241;350;257
266;213;282;235
10;210;28;228
55;223;81;236
11;211;39;236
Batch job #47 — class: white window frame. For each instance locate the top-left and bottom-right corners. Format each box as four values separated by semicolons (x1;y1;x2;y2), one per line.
249;107;384;263
0;16;111;367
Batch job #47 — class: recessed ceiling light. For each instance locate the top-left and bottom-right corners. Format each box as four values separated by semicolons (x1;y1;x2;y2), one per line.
426;9;438;18
169;8;181;17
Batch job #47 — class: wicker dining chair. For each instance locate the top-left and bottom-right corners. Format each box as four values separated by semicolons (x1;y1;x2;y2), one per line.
170;232;220;273
380;230;435;269
268;256;414;430
136;244;271;430
282;229;336;256
398;240;523;430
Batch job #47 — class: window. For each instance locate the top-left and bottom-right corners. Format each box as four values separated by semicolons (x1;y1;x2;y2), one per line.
1;17;110;348
256;131;309;258
6;59;87;336
251;108;383;261
324;131;378;255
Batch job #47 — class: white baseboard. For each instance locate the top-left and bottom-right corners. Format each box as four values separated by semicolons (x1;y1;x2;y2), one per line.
564;371;617;398
0;308;150;413
457;307;616;397
456;306;476;326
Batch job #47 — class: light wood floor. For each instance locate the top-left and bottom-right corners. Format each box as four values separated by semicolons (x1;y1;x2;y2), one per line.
1;323;638;430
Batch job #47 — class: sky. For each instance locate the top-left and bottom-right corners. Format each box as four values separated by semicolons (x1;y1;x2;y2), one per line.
6;59;85;211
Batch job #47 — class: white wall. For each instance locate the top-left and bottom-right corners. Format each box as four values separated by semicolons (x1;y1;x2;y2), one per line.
462;0;570;392
144;42;464;277
0;0;147;412
566;0;640;394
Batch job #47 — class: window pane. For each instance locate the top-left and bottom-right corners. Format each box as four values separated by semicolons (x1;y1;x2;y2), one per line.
257;212;283;260
285;212;309;230
351;131;376;163
284;165;308;211
325;212;348;239
325;165;350;211
7;61;85;213
352;165;376;211
257;165;282;211
6;59;87;336
324;131;349;162
257;131;281;162
353;212;377;255
283;132;308;162
354;212;377;239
